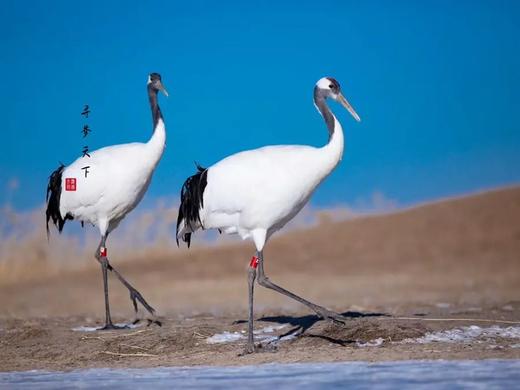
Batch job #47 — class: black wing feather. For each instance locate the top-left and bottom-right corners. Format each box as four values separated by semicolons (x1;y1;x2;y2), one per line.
176;164;208;247
45;164;73;236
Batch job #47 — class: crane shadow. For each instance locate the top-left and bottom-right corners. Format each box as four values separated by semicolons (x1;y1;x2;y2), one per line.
233;310;389;347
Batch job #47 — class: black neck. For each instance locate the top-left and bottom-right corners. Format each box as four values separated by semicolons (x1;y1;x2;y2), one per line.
313;87;335;140
148;84;163;131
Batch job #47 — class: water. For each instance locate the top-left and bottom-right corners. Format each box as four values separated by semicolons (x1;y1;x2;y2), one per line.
1;360;519;389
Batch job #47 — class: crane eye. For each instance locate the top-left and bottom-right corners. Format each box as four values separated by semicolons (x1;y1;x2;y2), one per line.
329;84;334;89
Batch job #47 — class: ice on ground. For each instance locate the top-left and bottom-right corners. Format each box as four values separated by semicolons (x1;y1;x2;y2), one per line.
400;325;520;344
2;360;520;389
253;325;286;334
353;325;520;348
72;326;99;332
207;325;287;344
356;338;385;348
206;331;244;344
72;322;142;332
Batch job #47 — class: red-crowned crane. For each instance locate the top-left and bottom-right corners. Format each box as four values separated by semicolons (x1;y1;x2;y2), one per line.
46;73;168;329
176;77;361;352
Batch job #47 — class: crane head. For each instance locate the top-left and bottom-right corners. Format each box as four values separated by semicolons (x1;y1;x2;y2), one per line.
148;73;169;97
316;77;360;122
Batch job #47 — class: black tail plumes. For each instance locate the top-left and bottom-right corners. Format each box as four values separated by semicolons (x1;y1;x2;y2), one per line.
46;164;71;236
176;164;208;248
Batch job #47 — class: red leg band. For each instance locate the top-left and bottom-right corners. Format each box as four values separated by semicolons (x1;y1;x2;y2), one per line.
249;256;259;269
100;247;107;257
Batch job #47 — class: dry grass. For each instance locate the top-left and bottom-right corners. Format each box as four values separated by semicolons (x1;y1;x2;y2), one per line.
0;192;396;285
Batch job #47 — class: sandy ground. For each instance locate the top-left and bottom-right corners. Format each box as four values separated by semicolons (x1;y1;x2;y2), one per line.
1;187;519;371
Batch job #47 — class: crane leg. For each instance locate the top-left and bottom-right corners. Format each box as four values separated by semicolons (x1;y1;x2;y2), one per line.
97;256;125;330
94;236;161;328
255;251;346;325
243;264;257;354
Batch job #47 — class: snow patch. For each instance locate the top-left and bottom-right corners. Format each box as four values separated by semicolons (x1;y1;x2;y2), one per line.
253;325;286;334
206;331;244;344
71;322;142;332
401;326;520;344
207;325;288;344
356;337;385;348
72;326;99;332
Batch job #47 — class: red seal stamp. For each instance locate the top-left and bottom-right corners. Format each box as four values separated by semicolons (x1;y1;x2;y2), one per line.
65;178;77;191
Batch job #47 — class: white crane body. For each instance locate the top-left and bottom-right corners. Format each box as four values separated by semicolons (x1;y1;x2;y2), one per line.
177;104;346;251
196;121;343;247
59;121;165;233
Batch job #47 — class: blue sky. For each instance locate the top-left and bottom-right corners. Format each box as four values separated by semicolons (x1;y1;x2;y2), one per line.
1;0;519;211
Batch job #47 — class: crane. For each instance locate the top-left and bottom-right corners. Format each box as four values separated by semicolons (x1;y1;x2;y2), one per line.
176;77;360;352
46;73;168;329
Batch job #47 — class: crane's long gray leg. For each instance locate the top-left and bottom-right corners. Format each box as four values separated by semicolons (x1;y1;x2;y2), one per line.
244;263;257;354
256;251;345;324
95;235;124;330
94;236;160;328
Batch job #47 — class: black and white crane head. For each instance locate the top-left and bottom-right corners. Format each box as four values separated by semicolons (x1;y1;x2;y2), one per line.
314;77;361;122
148;73;168;96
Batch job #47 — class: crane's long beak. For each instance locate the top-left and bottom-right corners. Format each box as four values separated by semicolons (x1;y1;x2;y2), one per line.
159;83;169;97
338;93;360;122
